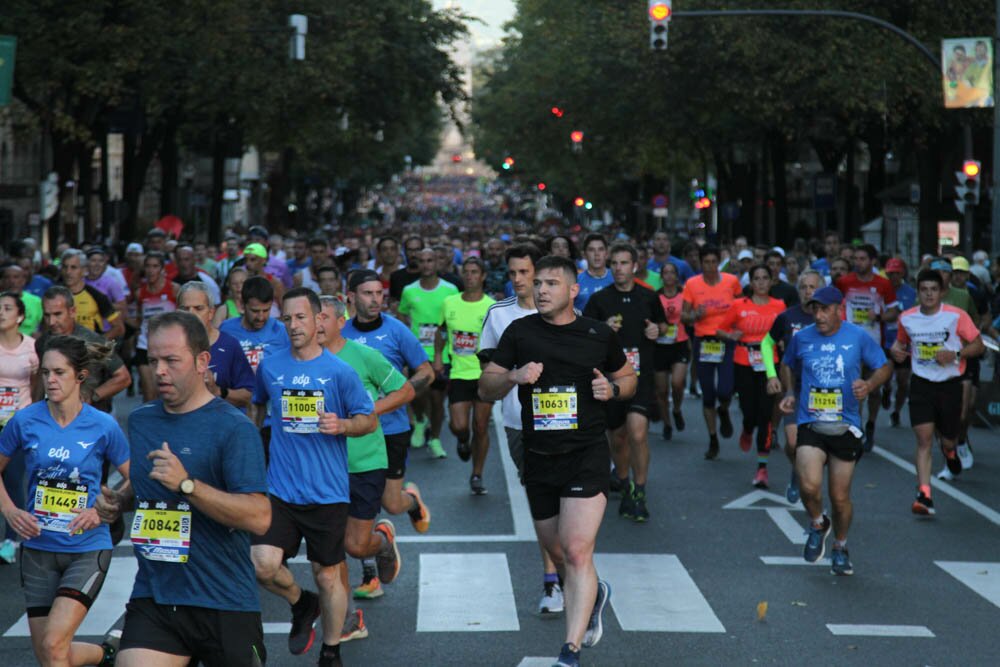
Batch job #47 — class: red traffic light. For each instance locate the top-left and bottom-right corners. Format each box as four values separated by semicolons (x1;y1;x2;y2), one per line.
963;160;981;178
451;154;462;163
570;131;584;143
537;182;547;191
551;107;564;118
574;197;585;207
649;2;672;21
694;197;712;209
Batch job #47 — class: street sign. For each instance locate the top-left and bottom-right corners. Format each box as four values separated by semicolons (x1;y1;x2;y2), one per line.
651;193;668;208
40;173;59;221
813;174;836;210
652;208;668;218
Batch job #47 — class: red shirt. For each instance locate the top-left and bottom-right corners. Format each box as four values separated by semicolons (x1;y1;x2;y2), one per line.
657;291;688;344
835;272;898;344
681;273;743;338
719;296;786;367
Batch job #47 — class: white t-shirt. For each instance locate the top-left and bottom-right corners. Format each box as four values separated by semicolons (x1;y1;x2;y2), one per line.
478;296;537;430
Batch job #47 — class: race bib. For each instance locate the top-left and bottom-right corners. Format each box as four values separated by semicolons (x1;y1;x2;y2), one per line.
700;339;724;364
418;324;438;346
33;478;88;534
245;346;264;371
131;500;192;563
915;342;944;363
532;385;578;431
851;308;873;326
0;386;18;425
808;387;844;422
657;324;679;345
625;348;641;376
748;347;765;372
281;389;324;433
452;330;479;356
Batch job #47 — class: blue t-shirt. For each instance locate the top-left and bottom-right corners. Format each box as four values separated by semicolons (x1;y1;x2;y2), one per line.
0;402;128;553
127;398;267;612
574;269;614;311
210;330;256;394
25;274;54;298
342;314;427;435
811;257;831;277
647;255;695;283
769;304;815;348
253;349;374;504
782;322;887;430
219;316;290;374
883;283;916;348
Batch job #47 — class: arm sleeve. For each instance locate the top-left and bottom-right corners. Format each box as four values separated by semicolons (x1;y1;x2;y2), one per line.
782;333;800;372
399;327;429;368
582;293;601;320
649;291;666;323
91;287;118;320
861;333;888;370
605;328;629;372
896;316;911;345
105;421;131;468
251;360;270;405
0;414;21;457
229;347;257;392
761;333;778;379
341;367;375;417
490;325;518;371
397;289;412;316
370;348;407;394
222;418;268;494
957;310;981;342
681;281;694;306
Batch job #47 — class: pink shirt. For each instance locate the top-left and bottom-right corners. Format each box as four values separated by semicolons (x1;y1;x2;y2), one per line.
0;334;38;425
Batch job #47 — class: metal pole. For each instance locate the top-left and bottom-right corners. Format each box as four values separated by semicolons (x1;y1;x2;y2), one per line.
992;0;1000;258
965;120;975;255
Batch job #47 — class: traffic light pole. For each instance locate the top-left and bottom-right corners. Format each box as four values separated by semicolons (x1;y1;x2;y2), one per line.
992;0;1000;260
965;122;975;255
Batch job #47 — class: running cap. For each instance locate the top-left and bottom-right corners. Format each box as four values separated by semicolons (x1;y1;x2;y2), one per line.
348;269;381;291
737;249;753;260
930;258;952;272
885;258;906;273
950;256;971;272
244;243;268;259
125;242;144;254
806;285;843;307
85;245;107;257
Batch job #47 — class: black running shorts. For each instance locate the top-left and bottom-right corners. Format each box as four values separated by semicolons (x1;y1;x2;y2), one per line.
349;469;387;521
524;442;610;521
250;496;348;566
797;424;863;463
384;430;410;480
119;597;266;667
909;375;962;440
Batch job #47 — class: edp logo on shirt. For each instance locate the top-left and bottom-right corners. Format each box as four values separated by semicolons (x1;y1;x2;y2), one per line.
292;374;311;386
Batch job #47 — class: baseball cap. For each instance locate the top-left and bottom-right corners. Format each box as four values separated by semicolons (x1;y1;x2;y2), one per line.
85;245;107;257
930;258;952;272
807;285;843;307
244;243;268;259
885;258;906;273
248;225;270;239
126;242;143;254
348;269;381;291
771;246;786;257
737;249;753;261
147;228;166;238
951;256;971;272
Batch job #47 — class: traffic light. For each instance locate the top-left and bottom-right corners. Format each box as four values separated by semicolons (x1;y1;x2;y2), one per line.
502;156;515;171
574;197;585;207
537;182;547;191
955;159;981;211
551;106;564;118
648;1;672;51
570;130;584;154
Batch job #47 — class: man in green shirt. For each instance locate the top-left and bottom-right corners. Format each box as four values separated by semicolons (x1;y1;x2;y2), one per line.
318;295;416;638
434;257;495;495
398;249;458;458
1;262;42;335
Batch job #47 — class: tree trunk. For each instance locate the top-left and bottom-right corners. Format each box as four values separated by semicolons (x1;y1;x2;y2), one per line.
75;142;94;242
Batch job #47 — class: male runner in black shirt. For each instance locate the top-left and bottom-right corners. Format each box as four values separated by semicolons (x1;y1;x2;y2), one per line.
583;242;665;522
480;255;636;667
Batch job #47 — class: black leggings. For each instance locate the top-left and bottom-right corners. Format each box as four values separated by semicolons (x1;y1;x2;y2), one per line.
735;364;773;454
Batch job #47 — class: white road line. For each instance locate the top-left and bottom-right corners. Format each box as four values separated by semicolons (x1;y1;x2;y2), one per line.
722;489;802;510
417;553;519;632
491;401;537;541
594;553;726;633
765;508;807;545
263;622;291;634
826;624;935;638
760;556;827;566
935;561;1000;609
4;557;138;638
516;659;554;667
872;445;1000;527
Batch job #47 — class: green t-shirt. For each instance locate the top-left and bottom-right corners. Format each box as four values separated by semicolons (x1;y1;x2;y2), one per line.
441;293;495;380
335;339;406;473
640;272;663;291
398;279;459;362
19;291;42;337
944;286;978;323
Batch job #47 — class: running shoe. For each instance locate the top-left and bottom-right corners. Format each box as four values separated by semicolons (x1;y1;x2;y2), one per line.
619;483;637;519
718;408;734;438
936;465;954;481
410;419;427;448
890;411;900;428
863;421;875;452
352;574;384;600
704;436;719;460
662;423;672;441
0;538;16;564
753;467;769;489
673;410;686;431
830;546;854;576
739;429;753;453
553;643;581;667
785;471;800;504
957;441;974;470
912;491;936;516
469;474;487;496
427;437;447;459
340;609;369;643
98;629;121;667
318;650;344;667
374;519;401;584
632;488;649;523
942;444;963;477
803;515;831;563
539;581;564;615
288;589;321;655
456;438;472;461
403;481;431;533
581;580;611;648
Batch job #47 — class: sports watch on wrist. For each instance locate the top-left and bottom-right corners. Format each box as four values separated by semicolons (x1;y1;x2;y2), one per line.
611;382;621;398
180;478;196;495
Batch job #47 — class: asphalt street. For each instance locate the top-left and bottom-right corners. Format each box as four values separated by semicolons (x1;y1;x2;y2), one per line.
2;385;1000;666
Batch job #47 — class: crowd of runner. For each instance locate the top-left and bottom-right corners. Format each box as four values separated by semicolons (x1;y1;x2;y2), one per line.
0;174;996;666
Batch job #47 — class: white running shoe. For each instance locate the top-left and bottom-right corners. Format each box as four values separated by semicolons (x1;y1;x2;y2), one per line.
957;442;974;470
539;582;564;615
936;465;954;481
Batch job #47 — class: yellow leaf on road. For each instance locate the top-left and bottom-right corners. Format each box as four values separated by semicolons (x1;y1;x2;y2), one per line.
756;601;768;621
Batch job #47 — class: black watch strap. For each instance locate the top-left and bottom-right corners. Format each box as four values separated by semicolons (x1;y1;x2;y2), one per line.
611;382;620;398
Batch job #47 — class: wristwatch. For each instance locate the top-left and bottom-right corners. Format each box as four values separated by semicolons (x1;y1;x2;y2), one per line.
611;382;621;398
179;478;196;495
